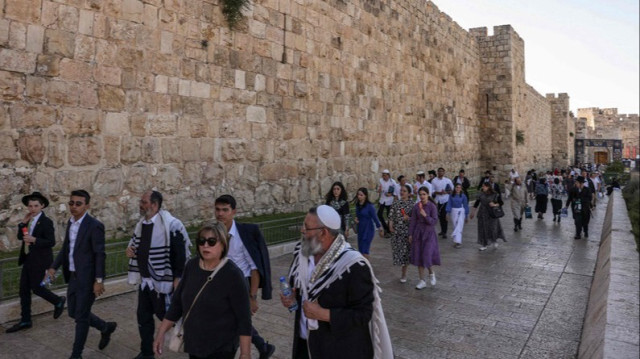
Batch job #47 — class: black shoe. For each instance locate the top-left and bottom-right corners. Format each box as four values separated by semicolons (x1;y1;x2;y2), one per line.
574;235;581;240
259;342;276;359
584;233;589;238
133;353;155;359
54;296;66;319
5;321;32;333
69;357;82;359
99;322;117;350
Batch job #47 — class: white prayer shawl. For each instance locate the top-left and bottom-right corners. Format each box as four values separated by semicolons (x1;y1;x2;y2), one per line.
127;209;191;294
289;236;393;359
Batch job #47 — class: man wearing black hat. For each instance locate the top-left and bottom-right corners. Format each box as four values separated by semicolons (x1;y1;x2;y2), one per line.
566;176;593;240
6;192;66;333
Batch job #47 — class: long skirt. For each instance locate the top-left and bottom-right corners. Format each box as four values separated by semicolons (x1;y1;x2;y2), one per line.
551;198;563;215
450;208;466;244
535;194;548;213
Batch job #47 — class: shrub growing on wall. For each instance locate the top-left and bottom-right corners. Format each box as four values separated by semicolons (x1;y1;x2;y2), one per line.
223;0;251;29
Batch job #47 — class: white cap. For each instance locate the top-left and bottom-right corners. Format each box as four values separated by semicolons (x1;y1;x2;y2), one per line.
382;169;390;174
316;205;341;230
416;170;425;175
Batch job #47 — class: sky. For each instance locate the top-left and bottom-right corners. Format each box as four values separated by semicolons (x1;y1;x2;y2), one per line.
435;0;640;115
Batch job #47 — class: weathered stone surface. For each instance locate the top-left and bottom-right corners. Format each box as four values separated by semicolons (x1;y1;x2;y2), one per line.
5;0;40;23
104;112;129;135
0;70;24;101
93;167;124;197
67;136;102;166
46;128;65;168
44;29;75;58
0;48;37;74
0;132;18;160
10;104;57;128
98;85;126;111
121;136;142;164
62;108;100;135
17;133;45;164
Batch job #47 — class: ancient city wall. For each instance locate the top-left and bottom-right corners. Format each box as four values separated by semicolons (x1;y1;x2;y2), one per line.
0;0;569;249
576;108;639;159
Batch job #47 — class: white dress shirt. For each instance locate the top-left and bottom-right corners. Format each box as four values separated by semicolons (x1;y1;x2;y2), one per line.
28;212;42;236
431;177;454;204
227;220;258;278
68;212;88;272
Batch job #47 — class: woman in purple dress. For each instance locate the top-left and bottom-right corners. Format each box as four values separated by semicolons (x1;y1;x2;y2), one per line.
409;186;441;290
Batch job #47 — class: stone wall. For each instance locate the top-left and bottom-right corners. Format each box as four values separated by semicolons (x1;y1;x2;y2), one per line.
576;108;640;160
0;0;572;249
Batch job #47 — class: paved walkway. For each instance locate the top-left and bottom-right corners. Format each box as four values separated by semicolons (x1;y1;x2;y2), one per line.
0;196;609;359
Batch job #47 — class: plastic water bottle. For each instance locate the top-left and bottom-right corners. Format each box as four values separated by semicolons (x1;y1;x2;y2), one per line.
40;270;55;287
280;276;298;312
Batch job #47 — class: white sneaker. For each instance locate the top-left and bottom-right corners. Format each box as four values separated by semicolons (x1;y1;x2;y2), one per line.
494;242;499;249
415;280;427;290
429;273;436;286
400;277;407;283
479;246;487;251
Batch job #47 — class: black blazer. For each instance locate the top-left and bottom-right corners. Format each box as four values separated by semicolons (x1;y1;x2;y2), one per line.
17;213;56;267
236;222;272;300
52;213;106;284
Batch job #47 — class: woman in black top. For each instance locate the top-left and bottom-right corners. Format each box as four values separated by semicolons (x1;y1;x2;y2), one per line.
325;181;351;237
153;222;251;359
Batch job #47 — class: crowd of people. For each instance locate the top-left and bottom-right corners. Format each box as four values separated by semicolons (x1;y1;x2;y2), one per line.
7;163;609;358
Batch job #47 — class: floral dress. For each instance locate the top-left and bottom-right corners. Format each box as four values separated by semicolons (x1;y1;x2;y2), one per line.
388;199;413;266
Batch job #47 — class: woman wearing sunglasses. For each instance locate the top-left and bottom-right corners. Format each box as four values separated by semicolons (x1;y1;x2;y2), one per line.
153;222;252;359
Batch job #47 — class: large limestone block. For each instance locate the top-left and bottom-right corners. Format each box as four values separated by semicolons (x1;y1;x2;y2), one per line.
260;163;298;181
222;139;246;161
125;164;150;193
141;137;161;163
0;132;18;160
0;70;25;101
17;133;45;164
68;136;102;166
53;170;94;194
93;167;124;197
62;108;100;135
44;29;75;58
5;0;41;23
104;112;129;135
0;48;37;74
35;54;60;76
98;85;125;111
10;104;57;128
46;128;65;168
103;135;120;165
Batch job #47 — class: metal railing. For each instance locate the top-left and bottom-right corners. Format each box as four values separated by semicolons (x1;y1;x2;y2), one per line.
0;215;305;301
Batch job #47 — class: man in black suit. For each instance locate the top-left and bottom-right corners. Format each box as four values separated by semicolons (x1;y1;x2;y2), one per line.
215;195;275;359
47;190;117;359
6;192;66;333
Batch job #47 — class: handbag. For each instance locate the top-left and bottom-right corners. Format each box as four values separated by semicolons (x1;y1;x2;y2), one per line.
489;195;505;219
168;257;228;352
524;205;532;219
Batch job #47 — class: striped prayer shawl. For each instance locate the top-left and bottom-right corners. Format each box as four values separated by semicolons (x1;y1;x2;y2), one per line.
127;209;191;294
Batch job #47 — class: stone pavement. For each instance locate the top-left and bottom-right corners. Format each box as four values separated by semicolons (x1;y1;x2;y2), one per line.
0;196;609;359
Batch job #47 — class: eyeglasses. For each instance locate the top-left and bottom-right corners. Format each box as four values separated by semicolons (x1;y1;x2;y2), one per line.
197;237;218;246
302;226;325;232
68;201;85;207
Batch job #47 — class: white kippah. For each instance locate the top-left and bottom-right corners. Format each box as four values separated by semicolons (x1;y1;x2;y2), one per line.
317;205;341;230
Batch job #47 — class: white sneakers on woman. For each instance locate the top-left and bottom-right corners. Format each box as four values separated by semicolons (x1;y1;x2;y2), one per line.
429;273;436;286
415;280;427;290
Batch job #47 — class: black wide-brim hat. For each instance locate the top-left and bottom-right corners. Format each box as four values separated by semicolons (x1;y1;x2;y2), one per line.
21;192;50;208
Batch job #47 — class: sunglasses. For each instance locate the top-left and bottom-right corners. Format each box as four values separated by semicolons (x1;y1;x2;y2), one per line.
68;201;85;207
197;237;218;246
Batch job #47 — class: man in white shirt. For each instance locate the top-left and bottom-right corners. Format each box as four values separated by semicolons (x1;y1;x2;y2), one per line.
377;169;396;237
414;171;432;203
431;168;454;238
509;168;519;184
215;195;275;359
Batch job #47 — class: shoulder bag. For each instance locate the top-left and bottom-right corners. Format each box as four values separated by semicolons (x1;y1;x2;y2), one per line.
489;194;505;219
168;257;228;352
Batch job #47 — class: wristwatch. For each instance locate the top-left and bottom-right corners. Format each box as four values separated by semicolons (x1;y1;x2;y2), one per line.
96;278;103;284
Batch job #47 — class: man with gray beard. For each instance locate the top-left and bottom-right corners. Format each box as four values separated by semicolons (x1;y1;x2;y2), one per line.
281;205;393;359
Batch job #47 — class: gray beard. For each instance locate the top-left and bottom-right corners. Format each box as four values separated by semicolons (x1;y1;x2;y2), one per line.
301;235;323;257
